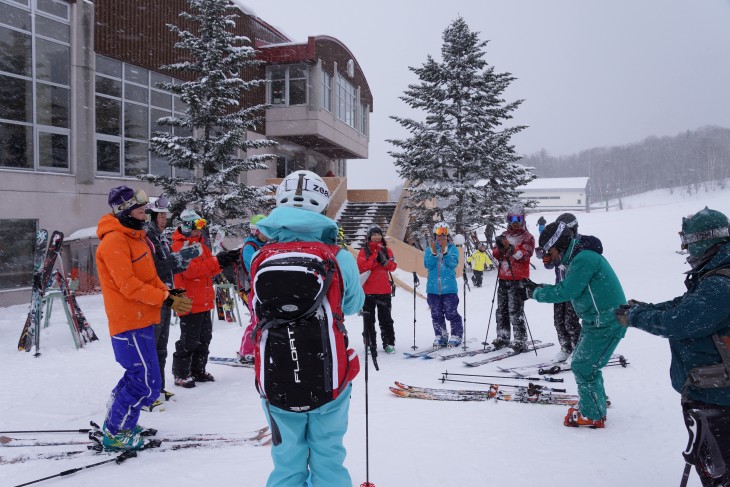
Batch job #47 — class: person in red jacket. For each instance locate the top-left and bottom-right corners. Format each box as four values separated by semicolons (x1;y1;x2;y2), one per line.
170;209;239;387
491;204;535;353
357;225;398;356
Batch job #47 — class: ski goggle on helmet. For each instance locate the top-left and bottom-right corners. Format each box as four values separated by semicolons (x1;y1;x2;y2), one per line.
434;222;450;236
146;194;170;213
507;214;524;224
115;189;149;214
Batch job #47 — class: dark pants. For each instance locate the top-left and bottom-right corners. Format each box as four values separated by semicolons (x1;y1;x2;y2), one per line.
362;294;395;351
682;400;730;486
427;293;463;340
471;270;483;287
172;311;213;378
496;279;526;342
553;301;581;352
153;305;171;390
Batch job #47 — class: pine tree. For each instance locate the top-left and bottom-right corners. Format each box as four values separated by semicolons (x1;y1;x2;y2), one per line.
140;0;276;236
388;17;533;236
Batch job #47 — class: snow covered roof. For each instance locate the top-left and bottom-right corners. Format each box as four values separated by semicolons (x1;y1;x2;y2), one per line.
65;226;98;242
519;177;589;191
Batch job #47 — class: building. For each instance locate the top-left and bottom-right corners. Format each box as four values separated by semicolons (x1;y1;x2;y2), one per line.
518;177;590;212
0;0;372;306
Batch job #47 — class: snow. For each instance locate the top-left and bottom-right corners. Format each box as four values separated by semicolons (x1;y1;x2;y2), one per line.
3;186;730;486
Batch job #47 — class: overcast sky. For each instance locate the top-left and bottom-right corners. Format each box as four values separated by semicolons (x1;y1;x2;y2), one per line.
244;0;730;190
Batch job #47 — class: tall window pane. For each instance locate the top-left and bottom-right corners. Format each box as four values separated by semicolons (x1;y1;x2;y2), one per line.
150;154;170;177
124;103;148;140
0;219;36;289
95;96;121;136
124;141;148;176
322;70;332;112
290;78;306;105
35;37;69;84
0;122;32;168
36;83;68;127
0;74;32;122
0;28;32;76
96;139;120;173
38;131;68;168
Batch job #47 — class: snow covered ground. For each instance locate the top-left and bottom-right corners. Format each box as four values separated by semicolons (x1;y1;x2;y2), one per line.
2;184;729;487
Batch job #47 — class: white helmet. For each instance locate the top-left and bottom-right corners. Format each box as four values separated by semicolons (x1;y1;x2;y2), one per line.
276;170;330;213
433;222;450;236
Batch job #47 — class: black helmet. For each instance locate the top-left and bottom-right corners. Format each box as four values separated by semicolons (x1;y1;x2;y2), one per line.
556;213;578;235
537;221;573;258
367;225;383;241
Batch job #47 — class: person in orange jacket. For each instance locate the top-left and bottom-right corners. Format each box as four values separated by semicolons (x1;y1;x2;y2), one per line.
96;185;192;450
357;225;398;357
170;209;240;387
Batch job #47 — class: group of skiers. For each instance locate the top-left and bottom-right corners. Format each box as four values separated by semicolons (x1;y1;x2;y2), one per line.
94;180;729;486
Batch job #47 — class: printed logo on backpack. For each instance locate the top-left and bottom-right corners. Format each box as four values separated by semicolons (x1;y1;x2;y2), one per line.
250;242;360;413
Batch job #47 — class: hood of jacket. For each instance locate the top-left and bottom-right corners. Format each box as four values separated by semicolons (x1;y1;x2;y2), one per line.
256;206;338;244
563;234;603;266
97;213;147;242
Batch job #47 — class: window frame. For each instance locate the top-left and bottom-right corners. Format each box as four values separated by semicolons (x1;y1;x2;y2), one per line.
266;64;308;107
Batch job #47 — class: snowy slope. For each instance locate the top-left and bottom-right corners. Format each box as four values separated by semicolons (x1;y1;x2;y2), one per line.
2;185;729;487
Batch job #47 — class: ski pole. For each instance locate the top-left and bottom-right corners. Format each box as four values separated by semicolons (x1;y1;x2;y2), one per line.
0;428;94;435
361;324;375;487
462;261;468;351
411;272;419;350
539;359;629;375
439;377;567;393
442;370;564;383
13;450;136;487
481;272;500;349
522;311;538;357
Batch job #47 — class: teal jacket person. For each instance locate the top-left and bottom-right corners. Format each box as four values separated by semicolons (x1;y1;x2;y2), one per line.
530;222;626;426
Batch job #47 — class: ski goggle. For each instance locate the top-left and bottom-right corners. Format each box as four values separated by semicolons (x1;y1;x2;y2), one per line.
679;227;730;250
115;189;149;213
184;218;207;230
507;215;524;224
152;194;169;210
435;227;449;236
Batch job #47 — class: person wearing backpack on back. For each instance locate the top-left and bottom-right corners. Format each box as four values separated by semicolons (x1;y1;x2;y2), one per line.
616;208;730;486
358;225;398;357
252;170;365;487
236;213;268;365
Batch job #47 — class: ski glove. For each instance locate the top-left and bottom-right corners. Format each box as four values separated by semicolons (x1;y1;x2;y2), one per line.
614;304;633;326
178;242;203;261
377;249;389;266
520;279;541;299
217;249;241;269
164;292;193;314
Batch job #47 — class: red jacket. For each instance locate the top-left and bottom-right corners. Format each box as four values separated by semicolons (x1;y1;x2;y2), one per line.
95;214;169;336
357;242;397;295
171;229;221;314
492;227;535;281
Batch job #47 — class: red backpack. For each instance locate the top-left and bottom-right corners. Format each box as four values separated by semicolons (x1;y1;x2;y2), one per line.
250;241;360;419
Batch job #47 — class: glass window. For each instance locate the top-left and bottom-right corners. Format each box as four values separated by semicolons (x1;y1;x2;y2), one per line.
35;15;69;42
173;95;186;113
95;75;121;97
150;90;171;109
0;28;32;76
0;74;32;122
36;83;68;127
96;55;122;78
270;79;284;105
36;0;68;20
268;65;307;106
38;131;68;168
124;103;148;140
0;122;32;168
124;141;148;176
96;139;120;173
0;2;31;30
0;219;36;289
124;64;148;85
150;71;171;88
151;109;171;134
150;154;171;177
35;37;69;84
289;78;306;105
124;82;148;103
336;73;356;128
95;96;121;136
322;70;332;112
360;102;368;136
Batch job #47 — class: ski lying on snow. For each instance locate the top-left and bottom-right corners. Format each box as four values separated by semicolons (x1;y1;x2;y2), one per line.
497;353;623;376
463;342;554;367
208;356;254;368
431;340;543;361
389;382;578;406
420;338;480;359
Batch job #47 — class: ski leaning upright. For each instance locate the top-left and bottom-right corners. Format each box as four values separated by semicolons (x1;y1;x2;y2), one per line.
52;270;99;347
18;230;63;355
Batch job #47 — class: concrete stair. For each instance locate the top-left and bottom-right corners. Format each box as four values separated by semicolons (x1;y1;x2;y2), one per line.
338;201;397;249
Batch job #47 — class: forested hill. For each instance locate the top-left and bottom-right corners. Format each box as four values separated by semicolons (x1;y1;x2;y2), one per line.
520;125;730;201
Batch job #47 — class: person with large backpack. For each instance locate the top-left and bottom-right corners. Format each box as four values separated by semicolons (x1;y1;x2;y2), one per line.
616;208;730;486
236;213;268;365
250;170;364;487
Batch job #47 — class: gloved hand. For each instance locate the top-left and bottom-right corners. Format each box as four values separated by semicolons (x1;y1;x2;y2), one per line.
377;249;389;266
164;292;193;314
178;242;202;261
614;304;633;326
169;288;187;296
628;299;648;307
520;279;541;299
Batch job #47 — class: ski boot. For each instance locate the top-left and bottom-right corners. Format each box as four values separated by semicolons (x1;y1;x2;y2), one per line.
447;335;462;347
102;423;144;451
563;407;605;428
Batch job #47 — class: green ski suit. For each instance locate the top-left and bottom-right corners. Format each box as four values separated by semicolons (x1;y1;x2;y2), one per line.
533;237;627;420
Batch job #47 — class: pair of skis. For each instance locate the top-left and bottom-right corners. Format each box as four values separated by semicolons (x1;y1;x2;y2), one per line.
427;339;545;361
49;270;98;349
17;230;64;356
497;354;629;376
389;381;578;406
208;356;254;368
